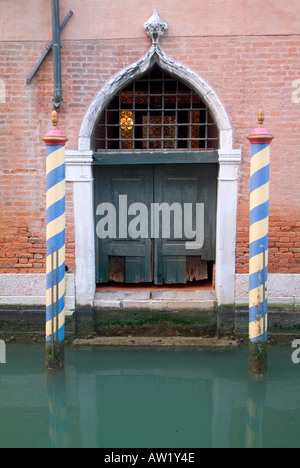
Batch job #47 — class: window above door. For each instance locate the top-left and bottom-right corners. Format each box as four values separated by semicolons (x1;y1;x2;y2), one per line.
92;65;219;153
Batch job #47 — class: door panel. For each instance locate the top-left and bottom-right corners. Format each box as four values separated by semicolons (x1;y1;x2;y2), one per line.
95;163;217;285
153;164;217;284
163;257;187;284
95;166;153;283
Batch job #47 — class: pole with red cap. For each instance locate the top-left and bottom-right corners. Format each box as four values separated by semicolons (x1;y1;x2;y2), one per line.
247;110;274;373
43;111;68;370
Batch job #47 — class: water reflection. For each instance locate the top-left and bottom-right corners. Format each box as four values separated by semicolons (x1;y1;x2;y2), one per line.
47;371;69;448
0;344;300;448
245;374;266;449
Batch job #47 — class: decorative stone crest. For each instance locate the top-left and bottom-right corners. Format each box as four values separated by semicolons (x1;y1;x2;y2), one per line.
144;10;168;47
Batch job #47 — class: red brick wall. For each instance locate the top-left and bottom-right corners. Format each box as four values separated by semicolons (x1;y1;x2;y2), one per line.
0;35;299;275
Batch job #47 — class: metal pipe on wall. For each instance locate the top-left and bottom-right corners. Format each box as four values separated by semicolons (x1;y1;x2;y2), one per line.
51;0;63;111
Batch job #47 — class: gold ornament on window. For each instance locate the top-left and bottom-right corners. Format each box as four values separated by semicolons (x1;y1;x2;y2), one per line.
120;111;134;149
120;111;134;130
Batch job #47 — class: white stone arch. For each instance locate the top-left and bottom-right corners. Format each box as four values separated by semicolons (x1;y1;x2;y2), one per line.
67;46;241;307
79;46;233;153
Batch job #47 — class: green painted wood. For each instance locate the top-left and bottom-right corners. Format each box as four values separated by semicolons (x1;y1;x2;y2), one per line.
94;166;153;283
95;162;217;285
153;164;218;285
163;257;187;284
93;151;218;166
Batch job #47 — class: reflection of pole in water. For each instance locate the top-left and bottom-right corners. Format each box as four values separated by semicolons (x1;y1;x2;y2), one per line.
78;374;98;448
47;370;70;448
247;110;273;374
212;377;233;448
245;372;267;448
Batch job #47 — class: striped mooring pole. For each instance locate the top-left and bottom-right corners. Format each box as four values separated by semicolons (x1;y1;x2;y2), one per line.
43;111;68;371
248;110;273;373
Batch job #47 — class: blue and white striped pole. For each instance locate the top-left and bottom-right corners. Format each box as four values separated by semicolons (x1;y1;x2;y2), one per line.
43;111;68;370
248;110;273;373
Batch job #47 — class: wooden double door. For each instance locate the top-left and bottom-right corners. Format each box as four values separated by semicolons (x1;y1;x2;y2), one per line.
94;164;217;285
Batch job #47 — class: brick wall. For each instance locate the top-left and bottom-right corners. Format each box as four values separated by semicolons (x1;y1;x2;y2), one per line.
0;33;299;276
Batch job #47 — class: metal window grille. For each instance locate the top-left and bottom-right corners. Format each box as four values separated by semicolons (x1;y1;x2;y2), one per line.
93;66;219;152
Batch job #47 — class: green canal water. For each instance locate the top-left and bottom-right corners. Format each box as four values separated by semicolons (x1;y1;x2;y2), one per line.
0;343;300;448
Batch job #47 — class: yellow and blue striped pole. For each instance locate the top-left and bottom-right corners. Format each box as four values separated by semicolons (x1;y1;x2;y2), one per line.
43;111;68;370
248;110;273;373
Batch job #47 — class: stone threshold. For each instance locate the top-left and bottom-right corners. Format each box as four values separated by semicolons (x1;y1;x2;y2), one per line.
72;336;238;348
94;289;217;311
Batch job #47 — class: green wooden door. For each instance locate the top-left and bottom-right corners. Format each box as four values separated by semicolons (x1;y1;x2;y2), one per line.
153;164;218;284
95;166;153;283
95;163;217;285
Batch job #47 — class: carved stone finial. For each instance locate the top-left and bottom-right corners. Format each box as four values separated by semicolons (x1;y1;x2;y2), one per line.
52;110;58;128
258;109;265;127
144;10;168;47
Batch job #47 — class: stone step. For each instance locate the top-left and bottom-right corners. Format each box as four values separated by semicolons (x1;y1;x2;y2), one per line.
94;289;217;311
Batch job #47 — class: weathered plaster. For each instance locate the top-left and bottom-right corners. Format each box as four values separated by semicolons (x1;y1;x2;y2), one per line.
2;0;300;41
235;273;300;306
0;274;75;314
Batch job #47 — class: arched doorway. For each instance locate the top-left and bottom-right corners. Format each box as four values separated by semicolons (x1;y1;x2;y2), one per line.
93;65;219;286
68;46;241;306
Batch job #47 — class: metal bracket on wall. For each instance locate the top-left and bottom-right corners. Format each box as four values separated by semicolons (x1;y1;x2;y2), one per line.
26;10;73;86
